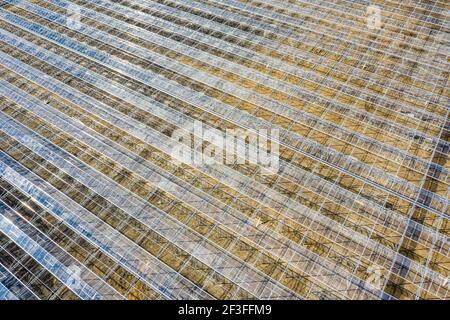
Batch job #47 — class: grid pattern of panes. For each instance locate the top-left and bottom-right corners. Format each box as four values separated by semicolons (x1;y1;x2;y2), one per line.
0;0;448;300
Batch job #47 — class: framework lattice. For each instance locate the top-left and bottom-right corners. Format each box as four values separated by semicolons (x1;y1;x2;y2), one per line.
0;0;448;300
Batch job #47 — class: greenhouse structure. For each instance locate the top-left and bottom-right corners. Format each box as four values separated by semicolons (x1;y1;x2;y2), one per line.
0;0;448;300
